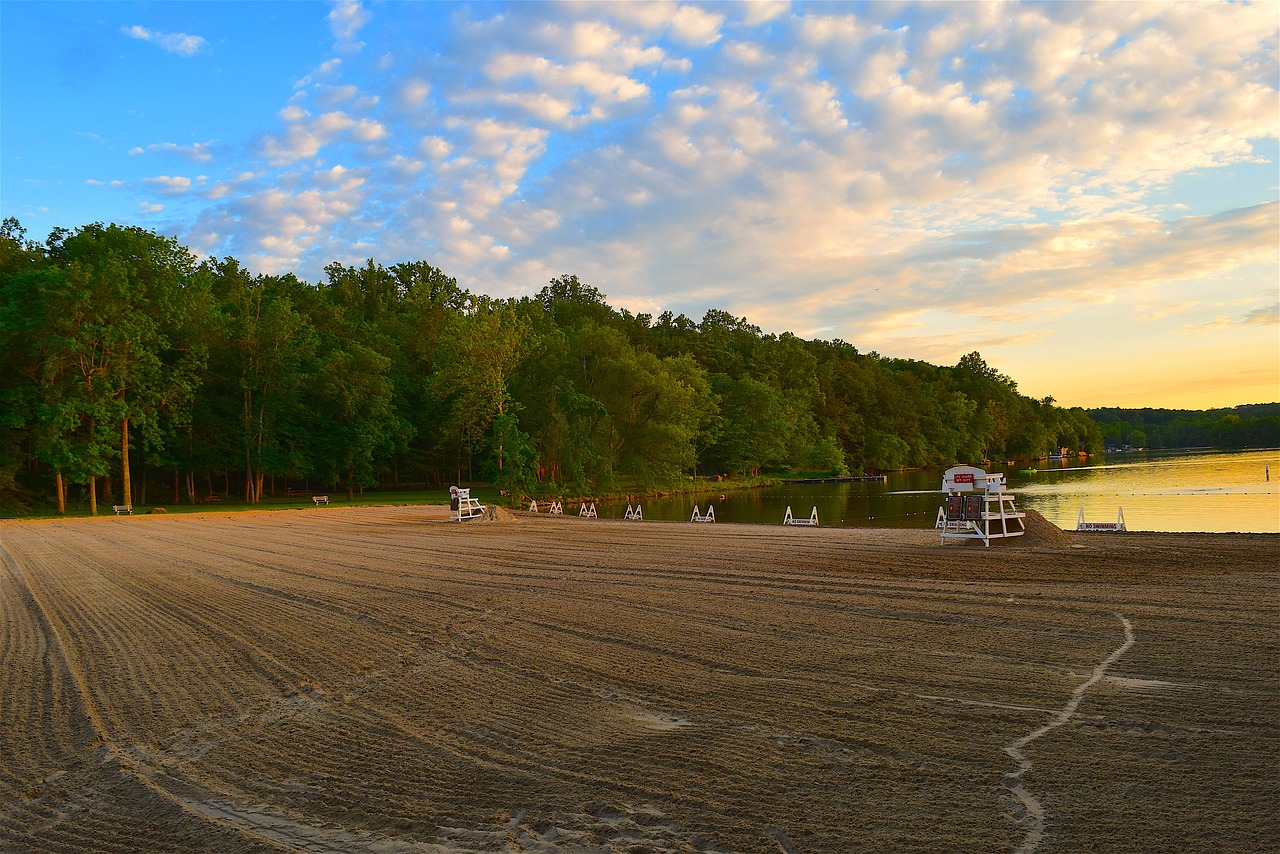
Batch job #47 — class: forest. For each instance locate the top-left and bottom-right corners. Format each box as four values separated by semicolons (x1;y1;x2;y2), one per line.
2;219;1107;514
1089;404;1280;451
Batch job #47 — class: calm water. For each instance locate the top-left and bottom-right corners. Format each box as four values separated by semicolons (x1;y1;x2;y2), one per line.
593;449;1280;533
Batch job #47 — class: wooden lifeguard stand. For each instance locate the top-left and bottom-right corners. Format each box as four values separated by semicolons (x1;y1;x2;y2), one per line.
935;465;1025;547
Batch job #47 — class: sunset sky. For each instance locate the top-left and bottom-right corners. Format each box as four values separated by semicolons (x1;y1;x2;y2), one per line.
3;1;1277;409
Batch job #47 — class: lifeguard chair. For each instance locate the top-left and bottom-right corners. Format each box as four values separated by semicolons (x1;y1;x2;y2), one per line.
449;486;484;522
934;465;1025;546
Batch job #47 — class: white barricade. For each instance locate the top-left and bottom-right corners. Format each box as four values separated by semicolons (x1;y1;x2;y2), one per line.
1076;507;1126;532
690;504;715;523
624;504;643;521
783;505;819;526
547;500;563;515
579;502;597;518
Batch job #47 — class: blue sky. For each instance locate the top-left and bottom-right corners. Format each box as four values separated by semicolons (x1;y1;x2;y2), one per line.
3;1;1277;408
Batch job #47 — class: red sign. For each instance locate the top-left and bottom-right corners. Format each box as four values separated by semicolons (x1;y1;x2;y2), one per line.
954;473;975;484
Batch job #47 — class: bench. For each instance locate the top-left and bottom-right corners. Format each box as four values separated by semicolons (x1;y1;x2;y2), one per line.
312;495;329;505
200;495;221;504
285;488;309;497
112;504;132;515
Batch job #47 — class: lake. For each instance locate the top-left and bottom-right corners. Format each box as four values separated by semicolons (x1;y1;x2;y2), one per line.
591;449;1280;534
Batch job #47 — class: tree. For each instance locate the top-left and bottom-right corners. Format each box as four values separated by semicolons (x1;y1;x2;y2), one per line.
45;223;205;509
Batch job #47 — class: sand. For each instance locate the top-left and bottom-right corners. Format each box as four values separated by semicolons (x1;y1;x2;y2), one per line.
1;506;1276;853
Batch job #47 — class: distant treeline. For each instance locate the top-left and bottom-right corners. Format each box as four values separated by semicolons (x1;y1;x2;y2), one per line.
3;219;1103;513
1088;404;1280;450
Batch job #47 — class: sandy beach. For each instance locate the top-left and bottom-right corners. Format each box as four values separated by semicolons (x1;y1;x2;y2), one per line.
2;505;1276;852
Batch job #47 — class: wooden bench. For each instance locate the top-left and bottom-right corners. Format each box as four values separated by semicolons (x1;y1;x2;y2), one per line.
285;488;310;497
200;495;221;504
112;504;132;515
312;495;329;505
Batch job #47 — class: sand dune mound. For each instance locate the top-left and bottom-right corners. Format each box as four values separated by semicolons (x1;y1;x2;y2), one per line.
483;505;519;523
1018;508;1074;547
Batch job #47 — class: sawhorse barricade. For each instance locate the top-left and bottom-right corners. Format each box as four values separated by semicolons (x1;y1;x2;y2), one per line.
624;504;643;521
690;505;715;523
783;505;819;526
1076;506;1126;532
579;502;597;518
529;499;564;514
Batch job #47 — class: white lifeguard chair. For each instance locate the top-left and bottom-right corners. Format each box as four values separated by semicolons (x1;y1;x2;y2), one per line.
624;504;643;521
449;486;484;522
934;465;1025;547
690;505;715;523
783;505;819;526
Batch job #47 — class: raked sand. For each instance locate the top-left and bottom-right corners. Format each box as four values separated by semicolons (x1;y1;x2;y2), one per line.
1;506;1276;852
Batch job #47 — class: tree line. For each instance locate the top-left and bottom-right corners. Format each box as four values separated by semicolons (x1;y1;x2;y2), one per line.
1089;404;1280;450
2;219;1105;514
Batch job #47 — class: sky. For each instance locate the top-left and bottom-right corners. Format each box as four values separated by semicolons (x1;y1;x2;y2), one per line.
2;1;1277;410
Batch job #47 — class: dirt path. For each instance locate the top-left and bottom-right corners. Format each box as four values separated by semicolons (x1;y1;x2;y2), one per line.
2;507;1276;852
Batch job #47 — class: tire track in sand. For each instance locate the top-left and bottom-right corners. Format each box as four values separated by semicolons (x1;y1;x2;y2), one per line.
1003;613;1134;853
0;538;290;853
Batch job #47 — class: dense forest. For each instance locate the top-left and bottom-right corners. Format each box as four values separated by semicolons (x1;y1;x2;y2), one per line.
0;219;1120;514
1089;404;1280;451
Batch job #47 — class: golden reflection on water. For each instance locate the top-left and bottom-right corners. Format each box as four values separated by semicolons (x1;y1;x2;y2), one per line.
1016;449;1280;533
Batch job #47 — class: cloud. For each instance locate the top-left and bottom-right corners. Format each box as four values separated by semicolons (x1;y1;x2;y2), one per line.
129;141;214;162
262;107;387;163
669;5;725;46
1239;303;1279;326
158;0;1274;388
143;175;193;195
122;25;207;56
139;202;165;214
328;1;370;48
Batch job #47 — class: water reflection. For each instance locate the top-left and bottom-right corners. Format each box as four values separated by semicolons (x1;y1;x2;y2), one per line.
596;449;1279;533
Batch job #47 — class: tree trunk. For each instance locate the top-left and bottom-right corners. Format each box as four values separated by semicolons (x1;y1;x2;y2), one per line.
88;475;98;516
55;469;65;514
347;467;355;501
121;417;132;507
174;468;181;504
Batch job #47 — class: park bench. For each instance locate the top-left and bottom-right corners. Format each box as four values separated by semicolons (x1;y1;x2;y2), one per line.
112;504;132;515
312;495;330;505
285;488;309;497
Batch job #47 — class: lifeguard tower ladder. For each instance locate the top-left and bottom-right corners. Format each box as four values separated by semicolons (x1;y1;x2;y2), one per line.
935;465;1026;547
449;486;484;522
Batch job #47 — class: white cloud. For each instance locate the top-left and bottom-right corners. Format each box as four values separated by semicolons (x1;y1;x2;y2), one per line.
669;5;724;46
144;175;193;195
740;1;789;26
400;79;431;109
129;141;214;162
122;25;207;56
163;1;1275;406
328;1;370;48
